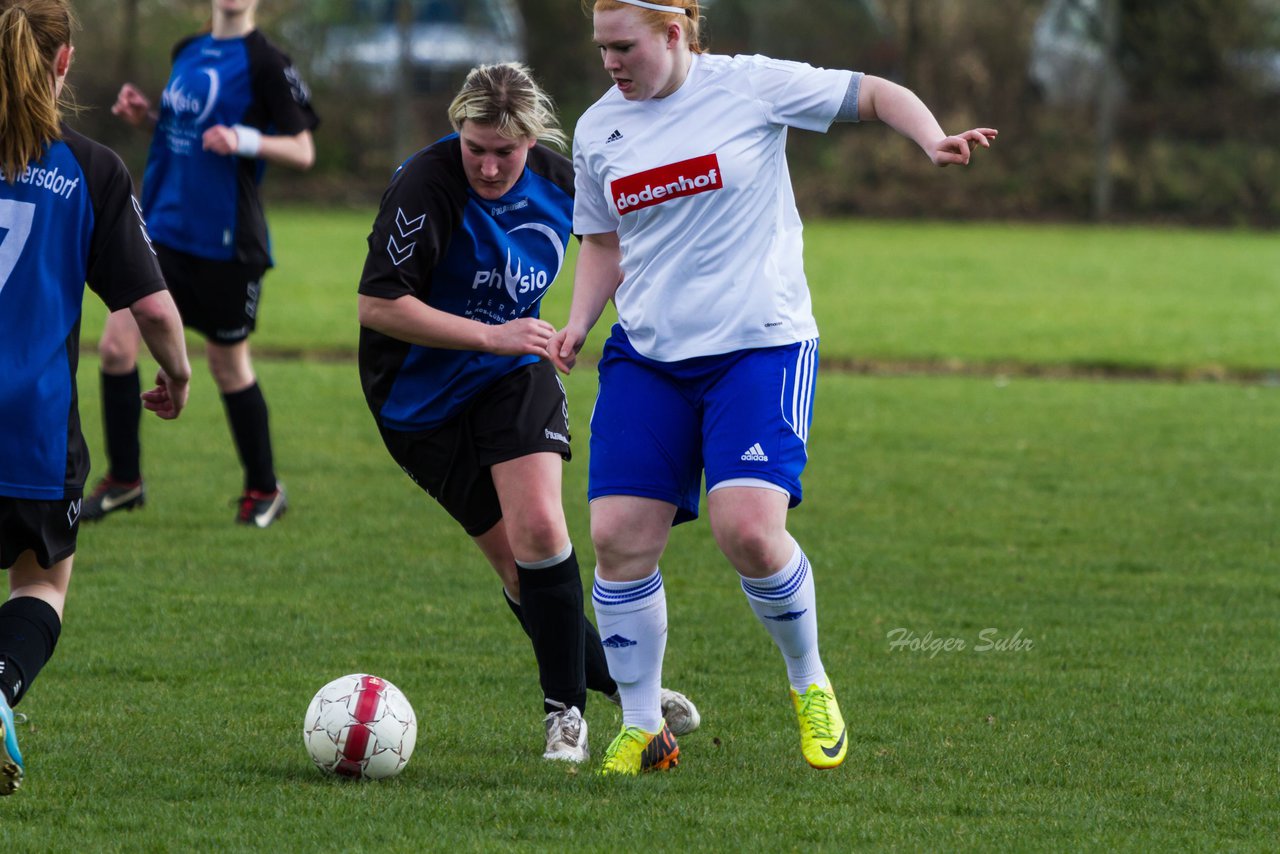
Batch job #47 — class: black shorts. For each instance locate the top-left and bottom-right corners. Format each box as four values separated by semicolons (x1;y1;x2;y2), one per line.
157;244;268;344
0;496;81;569
378;361;572;537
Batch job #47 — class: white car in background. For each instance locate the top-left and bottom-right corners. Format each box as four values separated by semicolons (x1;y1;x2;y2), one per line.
1028;0;1280;104
315;0;525;91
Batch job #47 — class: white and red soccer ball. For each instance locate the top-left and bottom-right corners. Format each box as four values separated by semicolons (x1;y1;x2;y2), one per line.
303;673;417;779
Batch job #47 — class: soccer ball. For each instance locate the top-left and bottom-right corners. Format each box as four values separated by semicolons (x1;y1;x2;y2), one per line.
302;673;418;779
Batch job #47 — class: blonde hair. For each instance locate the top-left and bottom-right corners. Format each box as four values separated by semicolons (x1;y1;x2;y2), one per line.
586;0;705;54
447;63;567;151
0;0;74;183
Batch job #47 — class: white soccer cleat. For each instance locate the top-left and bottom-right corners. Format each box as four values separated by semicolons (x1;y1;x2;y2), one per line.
604;687;701;736
660;688;701;736
543;703;589;762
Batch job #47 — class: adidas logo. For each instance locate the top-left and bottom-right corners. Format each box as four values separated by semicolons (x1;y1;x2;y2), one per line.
605;129;623;143
740;442;769;462
602;634;637;648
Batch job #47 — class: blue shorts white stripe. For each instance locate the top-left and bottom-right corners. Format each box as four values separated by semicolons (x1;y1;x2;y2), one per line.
786;338;819;444
588;325;818;524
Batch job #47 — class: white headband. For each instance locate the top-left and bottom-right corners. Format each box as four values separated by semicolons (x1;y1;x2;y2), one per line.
613;0;689;14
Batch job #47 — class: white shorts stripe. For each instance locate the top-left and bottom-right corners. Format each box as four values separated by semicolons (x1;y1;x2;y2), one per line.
786;338;818;443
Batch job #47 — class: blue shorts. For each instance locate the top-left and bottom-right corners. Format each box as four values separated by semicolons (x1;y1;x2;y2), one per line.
588;325;818;525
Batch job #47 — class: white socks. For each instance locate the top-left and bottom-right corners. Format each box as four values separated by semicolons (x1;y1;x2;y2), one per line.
592;568;667;732
591;542;826;730
740;541;826;692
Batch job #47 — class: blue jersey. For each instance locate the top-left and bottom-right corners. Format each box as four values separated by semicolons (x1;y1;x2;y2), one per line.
141;30;318;265
0;129;167;499
358;135;575;432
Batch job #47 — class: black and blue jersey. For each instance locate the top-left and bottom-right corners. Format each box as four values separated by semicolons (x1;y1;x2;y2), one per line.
358;135;575;432
0;128;167;500
141;29;318;266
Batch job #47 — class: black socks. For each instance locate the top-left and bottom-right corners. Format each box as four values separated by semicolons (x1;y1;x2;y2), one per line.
101;368;142;483
0;597;62;707
221;383;276;493
514;549;591;714
504;586;619;702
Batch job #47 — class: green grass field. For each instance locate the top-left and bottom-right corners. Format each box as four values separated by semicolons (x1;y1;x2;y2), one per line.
10;211;1280;850
82;210;1280;375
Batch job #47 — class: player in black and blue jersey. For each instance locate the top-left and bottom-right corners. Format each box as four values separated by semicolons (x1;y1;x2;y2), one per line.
84;0;319;528
357;64;698;763
0;0;192;795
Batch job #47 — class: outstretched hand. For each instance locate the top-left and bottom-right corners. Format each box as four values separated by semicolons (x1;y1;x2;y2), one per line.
931;128;998;167
111;83;152;127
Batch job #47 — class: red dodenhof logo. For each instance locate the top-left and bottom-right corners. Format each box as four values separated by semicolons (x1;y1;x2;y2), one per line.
611;153;723;214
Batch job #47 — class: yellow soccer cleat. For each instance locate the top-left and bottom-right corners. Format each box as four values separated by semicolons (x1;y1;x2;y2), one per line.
598;720;680;776
791;682;847;769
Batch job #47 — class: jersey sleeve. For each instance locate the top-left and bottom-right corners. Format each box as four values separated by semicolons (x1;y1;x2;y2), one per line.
572;130;617;236
248;34;320;135
738;55;856;133
71;133;167;312
357;152;459;302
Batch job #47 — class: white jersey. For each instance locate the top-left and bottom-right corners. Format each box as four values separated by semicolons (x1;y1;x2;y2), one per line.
573;53;856;361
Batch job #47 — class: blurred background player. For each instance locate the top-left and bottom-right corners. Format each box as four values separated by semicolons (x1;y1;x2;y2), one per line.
0;0;192;795
357;63;697;762
551;0;996;775
84;0;318;527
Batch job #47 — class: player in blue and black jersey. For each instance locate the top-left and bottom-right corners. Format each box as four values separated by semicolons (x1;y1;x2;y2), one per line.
84;0;319;528
0;0;192;795
357;64;699;763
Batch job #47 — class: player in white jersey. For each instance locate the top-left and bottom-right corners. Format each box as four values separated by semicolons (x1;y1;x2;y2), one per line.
358;63;699;763
550;0;996;775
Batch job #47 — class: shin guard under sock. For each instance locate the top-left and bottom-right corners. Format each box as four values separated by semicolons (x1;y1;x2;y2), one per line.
0;597;62;707
516;547;588;714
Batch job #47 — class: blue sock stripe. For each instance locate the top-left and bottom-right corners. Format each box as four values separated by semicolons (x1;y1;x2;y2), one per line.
740;554;809;601
593;572;664;608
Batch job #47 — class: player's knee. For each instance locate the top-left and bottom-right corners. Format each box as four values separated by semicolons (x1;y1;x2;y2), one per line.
512;515;568;561
98;334;139;372
712;516;780;573
589;519;627;562
590;530;656;579
207;353;254;392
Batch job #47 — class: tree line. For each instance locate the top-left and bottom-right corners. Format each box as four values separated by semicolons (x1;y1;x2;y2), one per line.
63;0;1280;224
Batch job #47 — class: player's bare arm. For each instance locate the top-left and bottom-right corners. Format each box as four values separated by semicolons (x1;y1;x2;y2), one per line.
550;231;623;373
857;75;997;166
128;290;191;420
201;126;315;170
358;294;554;357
